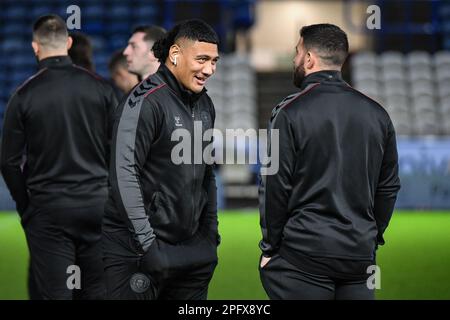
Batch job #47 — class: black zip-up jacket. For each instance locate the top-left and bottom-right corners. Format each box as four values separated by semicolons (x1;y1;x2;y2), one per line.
103;64;218;253
259;70;401;277
1;56;118;215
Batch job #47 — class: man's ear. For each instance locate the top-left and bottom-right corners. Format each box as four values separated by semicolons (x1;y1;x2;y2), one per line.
31;41;39;56
305;51;316;71
67;36;73;50
168;44;180;65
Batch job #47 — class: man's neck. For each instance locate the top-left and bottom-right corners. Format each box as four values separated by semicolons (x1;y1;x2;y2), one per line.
305;66;341;77
38;51;68;61
142;62;161;80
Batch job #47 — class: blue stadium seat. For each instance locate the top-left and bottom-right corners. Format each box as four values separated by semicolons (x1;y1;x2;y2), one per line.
109;36;129;51
109;5;130;19
83;4;103;19
95;66;109;79
135;4;157;18
2;23;27;36
90;36;106;51
0;39;27;52
108;22;130;34
31;5;53;18
83;22;105;35
12;70;34;86
11;54;34;68
4;6;27;19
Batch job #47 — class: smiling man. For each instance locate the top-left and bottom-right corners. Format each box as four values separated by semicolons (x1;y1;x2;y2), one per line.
102;19;221;300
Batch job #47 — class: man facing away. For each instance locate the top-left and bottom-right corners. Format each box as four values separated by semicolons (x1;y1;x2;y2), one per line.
0;14;118;299
259;23;401;300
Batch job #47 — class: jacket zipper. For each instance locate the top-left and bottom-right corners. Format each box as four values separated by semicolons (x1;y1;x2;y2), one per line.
191;104;196;231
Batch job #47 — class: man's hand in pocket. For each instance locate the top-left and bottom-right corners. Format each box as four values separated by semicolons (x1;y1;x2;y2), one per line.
260;256;272;268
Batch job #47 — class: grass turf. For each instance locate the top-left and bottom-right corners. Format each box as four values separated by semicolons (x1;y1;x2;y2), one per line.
0;210;449;300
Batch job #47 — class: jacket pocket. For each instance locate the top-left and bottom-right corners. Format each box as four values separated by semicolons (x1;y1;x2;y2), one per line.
21;205;38;228
147;191;162;216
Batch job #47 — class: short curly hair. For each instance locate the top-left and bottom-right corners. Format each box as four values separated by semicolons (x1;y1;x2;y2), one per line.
152;19;219;63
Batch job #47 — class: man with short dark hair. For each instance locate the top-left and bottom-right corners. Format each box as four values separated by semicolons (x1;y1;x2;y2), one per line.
258;23;401;300
102;19;220;300
123;25;166;80
108;50;139;94
0;14;118;299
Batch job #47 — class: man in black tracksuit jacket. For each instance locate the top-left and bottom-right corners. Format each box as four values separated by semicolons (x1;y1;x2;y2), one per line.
259;24;401;300
0;15;117;299
102;20;220;300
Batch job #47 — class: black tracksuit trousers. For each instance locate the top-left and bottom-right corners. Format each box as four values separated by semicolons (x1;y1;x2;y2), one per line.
102;229;218;300
22;204;106;300
259;254;375;300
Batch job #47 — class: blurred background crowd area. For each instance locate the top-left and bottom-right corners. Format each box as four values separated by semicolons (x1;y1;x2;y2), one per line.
1;0;450;210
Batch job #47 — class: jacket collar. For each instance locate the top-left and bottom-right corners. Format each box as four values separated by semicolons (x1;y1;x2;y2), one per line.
156;63;207;105
38;55;72;70
300;70;344;90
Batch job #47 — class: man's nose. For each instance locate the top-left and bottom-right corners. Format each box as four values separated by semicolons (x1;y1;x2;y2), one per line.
202;62;214;76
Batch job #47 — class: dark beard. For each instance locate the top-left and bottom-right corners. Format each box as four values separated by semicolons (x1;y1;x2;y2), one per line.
293;64;306;88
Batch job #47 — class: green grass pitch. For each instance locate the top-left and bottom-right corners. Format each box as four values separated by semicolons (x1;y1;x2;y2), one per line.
1;210;449;300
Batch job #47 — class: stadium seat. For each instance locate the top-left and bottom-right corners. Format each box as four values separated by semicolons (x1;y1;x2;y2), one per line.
351;51;377;68
406;51;432;67
436;67;450;81
352;67;378;82
383;79;408;97
83;5;103;19
386;94;409;113
409;66;433;82
434;51;450;68
380;68;405;81
31;6;52;18
437;81;450;99
410;80;435;98
415;111;439;135
109;5;130;19
0;39;27;52
4;6;27;19
389;112;413;136
351;51;450;136
413;96;436;113
380;51;404;68
134;5;158;18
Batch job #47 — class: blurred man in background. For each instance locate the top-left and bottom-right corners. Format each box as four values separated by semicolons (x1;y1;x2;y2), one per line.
259;23;401;300
0;14;118;299
69;32;95;72
102;19;220;300
123;25;166;80
108;49;139;95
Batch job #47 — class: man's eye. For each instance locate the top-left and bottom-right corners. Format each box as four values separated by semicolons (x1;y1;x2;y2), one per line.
198;58;207;63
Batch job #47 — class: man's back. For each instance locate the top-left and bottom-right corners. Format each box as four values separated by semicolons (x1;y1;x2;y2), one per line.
1;56;117;208
259;23;400;300
260;70;400;267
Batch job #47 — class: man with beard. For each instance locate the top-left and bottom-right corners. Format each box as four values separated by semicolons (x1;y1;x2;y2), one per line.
258;24;401;300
